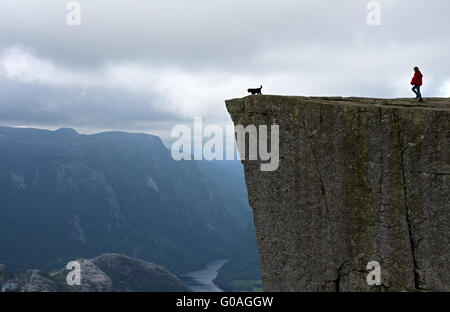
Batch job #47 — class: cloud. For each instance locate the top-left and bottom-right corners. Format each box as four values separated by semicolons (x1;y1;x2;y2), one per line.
0;0;448;138
0;48;250;120
1;47;92;87
441;81;450;97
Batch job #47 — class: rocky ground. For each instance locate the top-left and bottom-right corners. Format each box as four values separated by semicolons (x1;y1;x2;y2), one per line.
0;254;191;292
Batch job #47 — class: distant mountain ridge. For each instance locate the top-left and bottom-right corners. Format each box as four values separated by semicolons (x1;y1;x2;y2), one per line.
0;254;190;292
0;126;252;275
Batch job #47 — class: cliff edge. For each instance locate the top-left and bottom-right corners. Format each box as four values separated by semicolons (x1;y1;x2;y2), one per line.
226;95;449;291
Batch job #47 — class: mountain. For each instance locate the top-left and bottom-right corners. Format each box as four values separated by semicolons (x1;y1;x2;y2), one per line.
0;264;13;286
0;126;252;275
196;160;249;206
1;254;190;292
196;161;262;291
214;222;262;292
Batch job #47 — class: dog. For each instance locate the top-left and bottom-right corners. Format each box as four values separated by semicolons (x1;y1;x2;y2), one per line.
248;85;262;95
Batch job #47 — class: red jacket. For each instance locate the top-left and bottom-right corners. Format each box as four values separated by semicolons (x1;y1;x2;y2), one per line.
411;71;423;86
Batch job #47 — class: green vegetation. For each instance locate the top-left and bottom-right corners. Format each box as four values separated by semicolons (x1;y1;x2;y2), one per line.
227;280;263;292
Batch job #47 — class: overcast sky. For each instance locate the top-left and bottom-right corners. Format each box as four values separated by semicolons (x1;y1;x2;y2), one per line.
0;0;449;142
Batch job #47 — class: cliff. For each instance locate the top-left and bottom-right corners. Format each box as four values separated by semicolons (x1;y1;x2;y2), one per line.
226;95;449;292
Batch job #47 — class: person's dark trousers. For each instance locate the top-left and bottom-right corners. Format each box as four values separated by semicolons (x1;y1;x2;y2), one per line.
412;85;422;101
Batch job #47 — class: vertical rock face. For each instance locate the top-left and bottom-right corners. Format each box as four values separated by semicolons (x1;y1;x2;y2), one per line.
226;95;449;292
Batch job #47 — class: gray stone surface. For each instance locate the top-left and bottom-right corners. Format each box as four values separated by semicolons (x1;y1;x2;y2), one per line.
226;95;449;292
1;254;190;292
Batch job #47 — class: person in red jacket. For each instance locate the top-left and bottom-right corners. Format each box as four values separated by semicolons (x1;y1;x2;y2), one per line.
411;67;423;102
